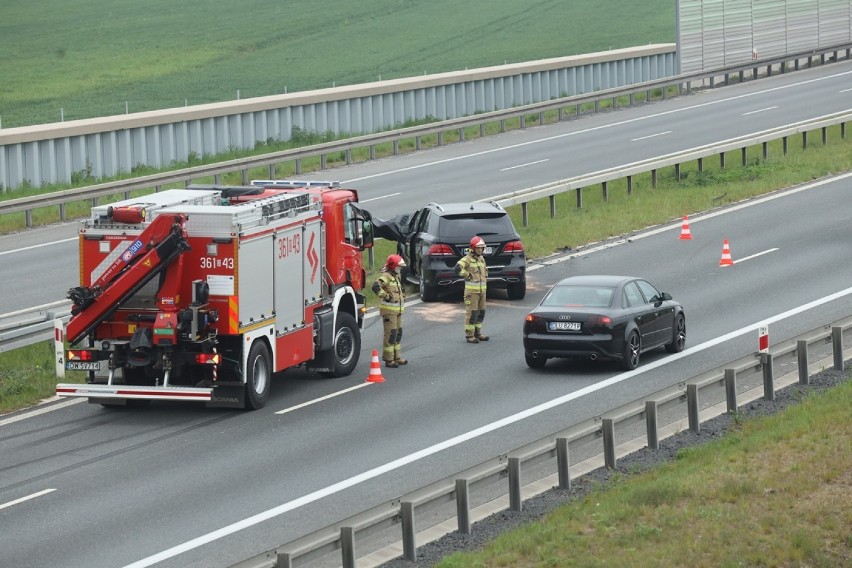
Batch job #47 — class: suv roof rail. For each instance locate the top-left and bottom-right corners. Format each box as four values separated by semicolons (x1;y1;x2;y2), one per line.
488;201;504;211
427;202;444;212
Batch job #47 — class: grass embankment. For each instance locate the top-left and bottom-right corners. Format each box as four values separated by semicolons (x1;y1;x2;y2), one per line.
439;378;852;568
1;125;850;413
0;0;674;128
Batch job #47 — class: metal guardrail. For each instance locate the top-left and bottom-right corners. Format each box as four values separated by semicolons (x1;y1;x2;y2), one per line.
231;314;852;568
491;111;852;225
0;300;72;353
1;43;849;226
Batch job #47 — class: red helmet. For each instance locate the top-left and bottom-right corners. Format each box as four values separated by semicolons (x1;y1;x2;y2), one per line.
470;236;486;249
386;254;406;270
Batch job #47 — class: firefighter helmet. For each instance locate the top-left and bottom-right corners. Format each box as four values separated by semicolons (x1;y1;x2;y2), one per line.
386;254;406;270
470;236;486;249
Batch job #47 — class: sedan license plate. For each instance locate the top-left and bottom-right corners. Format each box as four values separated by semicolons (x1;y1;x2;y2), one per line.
548;321;581;332
66;361;100;371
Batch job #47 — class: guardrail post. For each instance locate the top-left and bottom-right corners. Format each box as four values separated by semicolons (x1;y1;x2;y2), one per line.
802;131;808;149
720;152;726;169
340;526;356;568
549;195;556;218
556;437;571;489
59;203;67;221
741;147;747;166
761;353;775;401
797;340;809;384
508;457;522;511
392;140;399;156
841;122;846;139
651;169;657;188
687;384;700;433
576;187;583;208
438;132;444;146
458;127;465;142
320;154;327;170
602;417;616;469
627;175;633;196
212;175;220;184
822;126;828;145
521;203;529;228
697;157;703;173
241;169;248;185
295;158;302;174
674;163;681;180
456;479;471;534
601;181;608;202
268;164;275;178
401;501;416;561
25;209;32;228
416;136;422;150
725;368;737;413
645;401;659;450
480;123;486;137
762;141;768;160
276;551;294;568
783;136;789;155
832;327;844;370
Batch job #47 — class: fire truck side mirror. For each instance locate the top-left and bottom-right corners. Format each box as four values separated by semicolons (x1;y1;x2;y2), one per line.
360;220;374;250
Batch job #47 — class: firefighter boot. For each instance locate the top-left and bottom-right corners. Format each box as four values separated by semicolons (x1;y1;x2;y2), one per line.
394;357;408;365
475;330;489;341
385;360;399;368
466;336;479;344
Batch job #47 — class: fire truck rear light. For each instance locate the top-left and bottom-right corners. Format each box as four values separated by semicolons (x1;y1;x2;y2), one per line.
67;349;95;362
427;244;454;256
195;353;221;365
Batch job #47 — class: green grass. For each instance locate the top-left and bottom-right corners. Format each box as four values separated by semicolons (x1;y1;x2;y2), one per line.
0;0;675;128
438;378;852;568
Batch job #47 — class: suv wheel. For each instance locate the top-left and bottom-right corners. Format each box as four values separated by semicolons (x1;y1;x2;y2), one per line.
507;281;526;300
419;270;437;302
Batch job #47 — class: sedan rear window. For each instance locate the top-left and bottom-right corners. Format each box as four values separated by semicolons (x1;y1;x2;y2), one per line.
437;213;514;238
543;285;614;308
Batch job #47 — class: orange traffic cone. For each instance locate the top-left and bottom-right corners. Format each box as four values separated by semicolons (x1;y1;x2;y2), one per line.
678;215;693;240
719;239;734;267
365;349;385;383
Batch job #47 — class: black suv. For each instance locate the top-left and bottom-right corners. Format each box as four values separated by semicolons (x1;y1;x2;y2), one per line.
395;202;526;301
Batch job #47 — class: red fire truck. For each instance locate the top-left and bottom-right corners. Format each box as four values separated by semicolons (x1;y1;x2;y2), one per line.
55;181;373;409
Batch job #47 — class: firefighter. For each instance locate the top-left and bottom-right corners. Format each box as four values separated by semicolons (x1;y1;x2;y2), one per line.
455;236;489;343
372;254;408;367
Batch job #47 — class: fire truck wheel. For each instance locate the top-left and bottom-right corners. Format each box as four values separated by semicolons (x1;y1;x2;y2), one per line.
245;341;272;410
320;312;360;378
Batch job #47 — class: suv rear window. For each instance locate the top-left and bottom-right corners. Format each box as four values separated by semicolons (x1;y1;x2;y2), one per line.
437;213;514;238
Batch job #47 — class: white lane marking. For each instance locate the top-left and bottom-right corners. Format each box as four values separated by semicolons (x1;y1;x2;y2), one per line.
840;87;852;93
0;237;76;257
275;383;374;415
631;131;671;142
342;69;852;184
742;106;778;115
500;159;549;172
528;171;852;271
123;285;852;568
0;398;83;426
360;192;401;203
0;488;57;511
733;248;779;264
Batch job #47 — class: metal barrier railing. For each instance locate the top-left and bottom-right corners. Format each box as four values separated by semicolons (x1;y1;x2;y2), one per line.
0;300;72;353
231;314;852;568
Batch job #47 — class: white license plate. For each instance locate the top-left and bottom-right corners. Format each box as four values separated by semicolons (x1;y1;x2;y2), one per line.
66;361;100;371
548;321;581;331
464;246;493;255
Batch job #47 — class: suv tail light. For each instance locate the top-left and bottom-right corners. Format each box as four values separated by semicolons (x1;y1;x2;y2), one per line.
524;314;547;333
427;243;455;256
585;315;613;333
504;240;524;253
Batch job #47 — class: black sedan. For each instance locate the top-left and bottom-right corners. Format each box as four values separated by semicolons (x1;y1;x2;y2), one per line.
523;275;686;370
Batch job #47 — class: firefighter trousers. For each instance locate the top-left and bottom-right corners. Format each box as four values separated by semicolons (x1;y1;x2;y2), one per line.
381;312;403;362
463;290;486;338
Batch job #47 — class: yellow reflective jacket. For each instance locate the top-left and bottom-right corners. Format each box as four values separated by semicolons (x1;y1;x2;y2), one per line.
455;252;487;292
372;269;405;313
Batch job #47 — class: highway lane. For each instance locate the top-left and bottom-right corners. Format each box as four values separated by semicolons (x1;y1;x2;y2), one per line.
1;59;850;313
1;172;851;568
